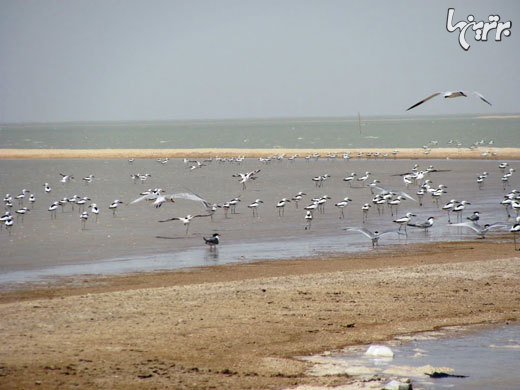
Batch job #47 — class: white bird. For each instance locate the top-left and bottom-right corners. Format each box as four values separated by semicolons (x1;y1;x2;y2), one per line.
406;91;492;111
361;203;371;223
90;203;100;222
159;214;211;235
232;170;261;190
4;216;14;234
510;223;520;250
304;211;313;230
248;199;263;217
80;211;88;229
43;183;52;194
393;212;416;234
82;174;95;184
450;221;507;239
48;201;59;219
15;207;29;222
276;198;291;216
60;173;74;183
343;227;404;247
109;200;124;216
335;197;352;219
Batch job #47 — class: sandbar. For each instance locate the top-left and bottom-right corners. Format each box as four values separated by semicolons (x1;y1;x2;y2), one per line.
0;240;519;389
1;147;520;159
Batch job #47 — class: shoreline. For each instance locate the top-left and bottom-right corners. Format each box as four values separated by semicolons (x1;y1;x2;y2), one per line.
1;240;519;388
1;147;520;159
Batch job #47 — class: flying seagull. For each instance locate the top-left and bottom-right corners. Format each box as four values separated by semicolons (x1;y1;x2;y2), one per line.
406;91;492;111
450;221;507;239
343;227;404;247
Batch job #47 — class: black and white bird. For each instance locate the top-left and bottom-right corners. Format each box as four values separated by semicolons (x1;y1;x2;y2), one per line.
335;197;352;219
407;216;437;232
343;227;404;247
203;233;220;250
108;200;124;216
80;211;88;229
82;174;95;184
43;183;52;194
276;198;291;216
232;170;261;190
159;214;211;235
450;221;508;239
248;199;263;217
393;212;416;234
304;211;313;230
406;91;492;111
467;211;480;222
510;223;520;250
60;173;74;184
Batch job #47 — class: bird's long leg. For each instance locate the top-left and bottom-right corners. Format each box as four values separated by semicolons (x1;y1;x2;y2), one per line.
185;224;189;235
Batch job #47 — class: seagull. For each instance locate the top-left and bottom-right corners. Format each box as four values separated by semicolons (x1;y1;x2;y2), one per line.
452;200;471;222
374;185;416;202
291;192;306;208
232;170;260;190
343;227;404;247
90;203;100;222
276;198;291;216
248;199;263;217
203;233;220;250
467;211;480;222
393;212;416;234
59;173;74;183
48;202;58;219
361;203;371;223
15;207;29;222
4;216;14;234
304;210;313;230
407;216;437;232
80;211;88;229
108;200;124;216
510;223;520;250
159;214;212;235
335;197;352;219
406;91;492;111
450;221;508;239
82;174;95;184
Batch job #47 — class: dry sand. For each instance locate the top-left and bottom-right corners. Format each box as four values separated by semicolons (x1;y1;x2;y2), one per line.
1;147;520;159
1;240;519;389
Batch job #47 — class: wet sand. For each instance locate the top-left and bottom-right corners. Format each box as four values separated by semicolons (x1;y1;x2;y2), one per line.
1;147;520;159
0;240;519;389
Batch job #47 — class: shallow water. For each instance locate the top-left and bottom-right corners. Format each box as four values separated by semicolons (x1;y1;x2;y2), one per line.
0;157;518;286
302;323;520;389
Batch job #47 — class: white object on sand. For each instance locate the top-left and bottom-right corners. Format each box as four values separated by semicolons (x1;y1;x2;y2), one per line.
365;345;394;357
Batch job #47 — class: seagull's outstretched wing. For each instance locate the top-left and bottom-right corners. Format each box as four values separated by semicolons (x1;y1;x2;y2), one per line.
343;227;374;239
171;192;206;202
486;222;508;231
192;214;212;218
451;222;482;233
374;185;417;202
378;229;405;237
406;93;441;111
473;91;492;106
130;193;159;204
159;217;181;222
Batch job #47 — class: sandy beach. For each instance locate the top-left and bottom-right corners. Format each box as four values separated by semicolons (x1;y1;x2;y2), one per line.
1;147;520;159
0;240;519;389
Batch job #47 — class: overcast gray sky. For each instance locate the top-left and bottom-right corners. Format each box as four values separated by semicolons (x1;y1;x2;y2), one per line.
1;0;518;122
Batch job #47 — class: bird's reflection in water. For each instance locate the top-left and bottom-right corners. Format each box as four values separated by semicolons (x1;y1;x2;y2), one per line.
204;249;219;264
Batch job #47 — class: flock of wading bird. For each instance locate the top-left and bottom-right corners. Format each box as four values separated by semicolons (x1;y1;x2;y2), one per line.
2;151;520;251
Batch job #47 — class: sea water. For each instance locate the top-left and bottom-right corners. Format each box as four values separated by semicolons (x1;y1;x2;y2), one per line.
1;114;519;149
301;323;520;389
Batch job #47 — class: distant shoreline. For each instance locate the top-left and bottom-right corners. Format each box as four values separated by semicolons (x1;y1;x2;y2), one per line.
1;147;520;159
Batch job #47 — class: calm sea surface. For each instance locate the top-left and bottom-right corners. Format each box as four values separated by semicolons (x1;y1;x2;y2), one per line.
1;115;519;149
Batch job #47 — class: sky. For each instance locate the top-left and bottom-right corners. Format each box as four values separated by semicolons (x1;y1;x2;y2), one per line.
0;0;519;123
